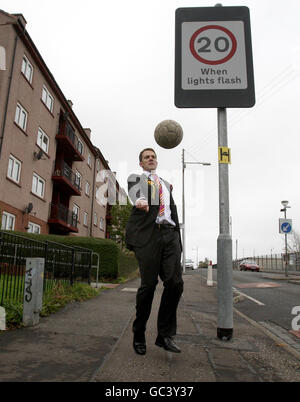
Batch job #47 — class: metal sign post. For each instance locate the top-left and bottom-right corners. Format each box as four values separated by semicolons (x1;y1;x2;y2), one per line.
182;149;186;274
175;5;255;341
279;203;292;277
217;107;233;340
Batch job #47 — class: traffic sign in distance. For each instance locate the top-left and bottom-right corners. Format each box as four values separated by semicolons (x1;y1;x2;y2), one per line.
279;219;292;234
175;6;255;108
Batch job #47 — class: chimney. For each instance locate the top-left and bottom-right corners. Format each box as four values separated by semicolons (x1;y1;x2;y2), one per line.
67;99;73;109
84;128;91;139
13;14;27;29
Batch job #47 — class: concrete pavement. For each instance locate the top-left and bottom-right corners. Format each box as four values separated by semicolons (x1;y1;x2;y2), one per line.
0;269;300;383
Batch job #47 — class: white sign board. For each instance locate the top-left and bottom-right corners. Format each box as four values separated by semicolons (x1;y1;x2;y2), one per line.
175;6;255;108
182;21;247;90
279;218;292;234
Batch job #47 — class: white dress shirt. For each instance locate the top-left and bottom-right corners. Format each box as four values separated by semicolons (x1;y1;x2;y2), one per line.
139;170;175;226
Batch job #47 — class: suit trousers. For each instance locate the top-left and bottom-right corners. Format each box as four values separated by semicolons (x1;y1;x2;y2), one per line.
132;225;183;338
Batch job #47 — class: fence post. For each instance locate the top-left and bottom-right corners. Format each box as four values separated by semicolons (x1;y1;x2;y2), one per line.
70;249;75;285
44;242;48;290
23;258;45;327
88;251;92;285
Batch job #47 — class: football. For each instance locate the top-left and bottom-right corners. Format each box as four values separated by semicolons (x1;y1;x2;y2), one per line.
154;120;183;149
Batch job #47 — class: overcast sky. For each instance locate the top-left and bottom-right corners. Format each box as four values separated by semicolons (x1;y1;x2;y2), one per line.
2;0;300;263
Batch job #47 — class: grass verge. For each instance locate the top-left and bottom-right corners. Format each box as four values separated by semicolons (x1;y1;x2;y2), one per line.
1;282;102;330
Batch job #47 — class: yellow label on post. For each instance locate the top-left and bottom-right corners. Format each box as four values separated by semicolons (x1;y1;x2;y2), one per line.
218;147;231;164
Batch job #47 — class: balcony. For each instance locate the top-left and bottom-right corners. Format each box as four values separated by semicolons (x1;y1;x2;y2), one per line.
48;203;78;233
52;161;81;196
56;120;84;162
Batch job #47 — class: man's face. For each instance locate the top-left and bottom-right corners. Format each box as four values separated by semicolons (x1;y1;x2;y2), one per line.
139;150;158;172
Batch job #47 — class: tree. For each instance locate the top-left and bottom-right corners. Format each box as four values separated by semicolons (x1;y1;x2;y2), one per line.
199;258;209;268
288;229;300;253
108;201;132;249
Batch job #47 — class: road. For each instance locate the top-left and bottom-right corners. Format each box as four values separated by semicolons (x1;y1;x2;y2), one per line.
230;270;299;330
193;268;300;349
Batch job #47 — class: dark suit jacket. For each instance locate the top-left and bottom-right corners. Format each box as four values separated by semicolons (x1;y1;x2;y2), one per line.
125;173;182;250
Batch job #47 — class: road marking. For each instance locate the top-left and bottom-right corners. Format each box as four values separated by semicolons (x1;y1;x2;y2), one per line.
236;282;282;289
200;272;265;305
232;287;265;306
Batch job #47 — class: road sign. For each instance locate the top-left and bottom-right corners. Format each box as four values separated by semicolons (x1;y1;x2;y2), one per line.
218;146;231;164
175;6;255;108
279;218;292;234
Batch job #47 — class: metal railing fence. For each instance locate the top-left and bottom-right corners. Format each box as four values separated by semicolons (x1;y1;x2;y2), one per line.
0;231;92;305
53;160;82;191
233;252;300;273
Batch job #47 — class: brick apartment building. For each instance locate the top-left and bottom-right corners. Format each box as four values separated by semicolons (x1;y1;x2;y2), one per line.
0;10;125;238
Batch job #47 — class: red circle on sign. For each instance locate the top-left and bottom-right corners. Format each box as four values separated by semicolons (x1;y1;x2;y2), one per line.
189;25;237;65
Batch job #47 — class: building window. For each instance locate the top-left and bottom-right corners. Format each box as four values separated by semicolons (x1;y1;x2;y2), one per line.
37;127;49;153
87;153;92;167
21;55;33;83
32;173;45;198
96;159;100;172
42;85;54;113
77;138;84;155
75;170;82;189
28;222;41;234
95;186;106;206
1;212;15;231
93;212;97;226
7;155;21;183
100;217;104;231
15;103;28;131
83;212;88;226
85;181;90;196
0;46;6;70
73;204;80;222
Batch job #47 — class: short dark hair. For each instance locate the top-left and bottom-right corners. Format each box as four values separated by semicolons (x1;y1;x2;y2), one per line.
139;148;157;162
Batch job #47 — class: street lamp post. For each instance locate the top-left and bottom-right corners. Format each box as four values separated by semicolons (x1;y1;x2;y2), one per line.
193;246;199;268
280;200;291;277
182;149;211;273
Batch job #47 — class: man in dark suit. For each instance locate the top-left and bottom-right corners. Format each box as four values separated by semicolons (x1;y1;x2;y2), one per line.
126;148;183;355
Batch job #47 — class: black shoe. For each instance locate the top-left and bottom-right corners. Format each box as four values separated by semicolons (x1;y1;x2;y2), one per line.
133;341;146;355
133;333;146;355
155;335;181;353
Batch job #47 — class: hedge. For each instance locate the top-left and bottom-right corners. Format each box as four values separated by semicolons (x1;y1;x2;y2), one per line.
5;231;139;280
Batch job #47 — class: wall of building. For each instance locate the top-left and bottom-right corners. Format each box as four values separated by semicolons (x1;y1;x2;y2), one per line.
0;11;113;239
0;23;56;230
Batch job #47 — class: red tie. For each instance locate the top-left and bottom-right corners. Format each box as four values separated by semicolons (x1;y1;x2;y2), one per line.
152;174;165;216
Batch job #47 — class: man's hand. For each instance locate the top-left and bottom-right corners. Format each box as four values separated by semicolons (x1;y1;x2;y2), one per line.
136;199;149;213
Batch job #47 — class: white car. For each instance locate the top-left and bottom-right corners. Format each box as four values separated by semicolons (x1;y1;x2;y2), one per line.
184;259;196;270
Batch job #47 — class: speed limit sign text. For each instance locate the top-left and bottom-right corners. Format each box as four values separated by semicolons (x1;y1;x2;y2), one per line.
175;7;255;108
